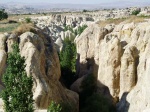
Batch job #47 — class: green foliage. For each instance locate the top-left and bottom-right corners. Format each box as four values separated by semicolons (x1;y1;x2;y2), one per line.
77;25;87;36
83;9;88;12
64;25;87;36
1;43;34;112
0;23;19;33
59;38;77;88
131;10;140;15
64;25;74;33
0;9;8;20
25;17;32;23
47;101;62;112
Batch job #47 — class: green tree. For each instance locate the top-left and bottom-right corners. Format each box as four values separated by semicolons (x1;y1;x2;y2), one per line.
1;43;34;112
25;17;32;23
131;10;140;15
47;101;62;112
77;25;87;36
0;9;8;20
59;38;77;88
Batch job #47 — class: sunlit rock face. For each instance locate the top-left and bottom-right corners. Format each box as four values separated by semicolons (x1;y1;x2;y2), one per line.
75;20;150;112
0;29;79;111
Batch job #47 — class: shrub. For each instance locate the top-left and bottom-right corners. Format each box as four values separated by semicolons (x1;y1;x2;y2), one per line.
83;9;88;12
47;101;62;112
1;43;34;112
0;9;8;20
131;10;140;15
25;17;32;23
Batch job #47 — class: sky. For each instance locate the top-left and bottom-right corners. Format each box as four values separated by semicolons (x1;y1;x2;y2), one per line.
0;0;150;4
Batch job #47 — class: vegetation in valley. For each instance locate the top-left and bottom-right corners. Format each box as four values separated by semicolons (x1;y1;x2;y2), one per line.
48;101;62;112
59;38;77;88
64;25;87;36
1;44;34;112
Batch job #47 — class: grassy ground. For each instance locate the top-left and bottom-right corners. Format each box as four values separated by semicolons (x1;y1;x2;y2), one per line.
99;15;150;27
0;23;19;33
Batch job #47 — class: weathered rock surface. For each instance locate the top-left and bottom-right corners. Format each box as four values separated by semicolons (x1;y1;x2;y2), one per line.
76;21;150;112
0;30;79;111
119;46;138;98
75;24;108;77
98;36;122;102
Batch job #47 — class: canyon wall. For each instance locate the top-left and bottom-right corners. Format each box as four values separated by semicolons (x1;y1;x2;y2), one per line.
74;20;150;112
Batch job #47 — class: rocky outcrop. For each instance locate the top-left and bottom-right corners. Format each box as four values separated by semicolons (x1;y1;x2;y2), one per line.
117;22;150;112
75;20;150;112
98;36;122;102
75;24;108;77
119;46;138;98
0;29;78;111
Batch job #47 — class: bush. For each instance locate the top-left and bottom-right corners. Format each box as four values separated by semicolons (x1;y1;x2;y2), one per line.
83;9;88;12
25;17;32;23
47;101;62;112
1;43;34;112
0;9;8;20
131;10;140;15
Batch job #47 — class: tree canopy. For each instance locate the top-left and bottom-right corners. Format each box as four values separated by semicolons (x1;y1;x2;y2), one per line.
0;9;8;20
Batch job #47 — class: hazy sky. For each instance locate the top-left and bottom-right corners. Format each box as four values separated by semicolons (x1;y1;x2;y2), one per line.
0;0;150;4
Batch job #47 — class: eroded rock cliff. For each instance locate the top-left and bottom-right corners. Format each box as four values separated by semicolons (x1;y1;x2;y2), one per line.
74;20;150;112
0;28;78;111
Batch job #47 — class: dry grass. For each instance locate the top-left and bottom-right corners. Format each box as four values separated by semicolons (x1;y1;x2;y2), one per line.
0;23;19;33
13;23;36;36
99;15;150;27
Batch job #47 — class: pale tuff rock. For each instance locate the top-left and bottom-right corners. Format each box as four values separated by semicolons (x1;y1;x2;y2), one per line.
0;50;6;80
76;24;108;77
0;31;78;111
7;33;18;52
19;32;78;110
98;36;122;102
55;37;63;52
0;98;3;110
76;20;150;112
119;46;138;99
0;34;7;89
0;34;7;51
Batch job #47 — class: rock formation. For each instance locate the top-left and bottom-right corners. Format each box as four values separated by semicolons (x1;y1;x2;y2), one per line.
74;20;150;112
0;28;78;111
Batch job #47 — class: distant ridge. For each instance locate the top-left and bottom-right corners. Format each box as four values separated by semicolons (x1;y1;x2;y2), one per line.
0;1;150;10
